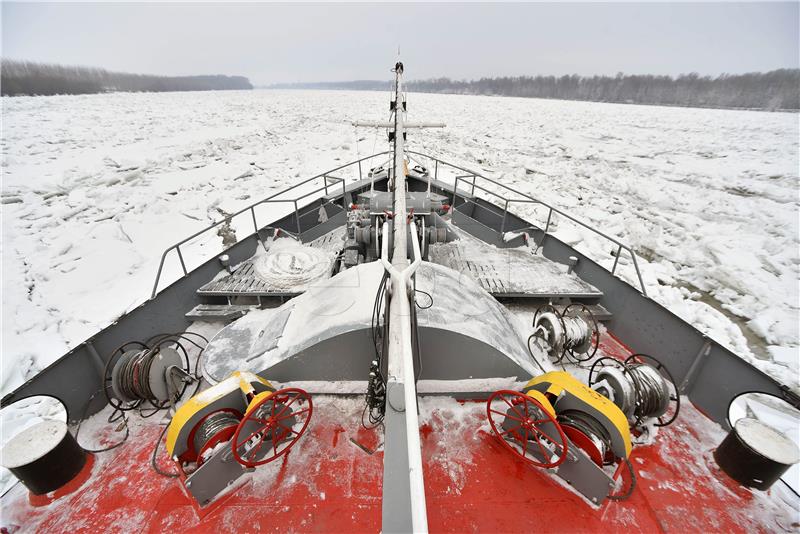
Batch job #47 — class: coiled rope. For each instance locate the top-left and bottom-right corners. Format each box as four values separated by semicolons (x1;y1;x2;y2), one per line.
627;364;670;420
116;349;159;401
561;315;592;352
193;411;241;456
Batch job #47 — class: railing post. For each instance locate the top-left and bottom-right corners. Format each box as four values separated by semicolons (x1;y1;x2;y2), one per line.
471;175;476;196
434;159;439;180
294;200;301;235
452;176;460;209
630;251;648;297
251;206;258;234
323;175;329;196
500;199;509;233
176;246;188;275
536;208;553;254
358;159;363;181
151;252;169;299
611;244;622;275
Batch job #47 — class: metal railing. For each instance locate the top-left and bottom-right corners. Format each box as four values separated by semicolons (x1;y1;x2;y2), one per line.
150;152;391;298
150;150;647;299
409;150;648;296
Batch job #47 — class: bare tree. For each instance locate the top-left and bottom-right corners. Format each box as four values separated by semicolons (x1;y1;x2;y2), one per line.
1;59;253;96
270;70;800;111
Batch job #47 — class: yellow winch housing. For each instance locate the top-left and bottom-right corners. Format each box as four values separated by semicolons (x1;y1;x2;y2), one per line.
524;371;632;459
166;371;274;458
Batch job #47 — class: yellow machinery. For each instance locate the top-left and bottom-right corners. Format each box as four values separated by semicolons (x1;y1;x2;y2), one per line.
487;371;633;505
525;371;631;462
165;371;312;509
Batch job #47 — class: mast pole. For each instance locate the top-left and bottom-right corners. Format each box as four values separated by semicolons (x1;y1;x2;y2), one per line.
381;60;429;534
391;61;408;269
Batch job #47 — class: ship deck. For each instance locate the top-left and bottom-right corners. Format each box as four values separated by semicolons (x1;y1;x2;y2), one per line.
2;332;793;534
194;223;603;302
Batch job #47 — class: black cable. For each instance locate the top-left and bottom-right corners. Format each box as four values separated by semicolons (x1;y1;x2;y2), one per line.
526;334;550;375
361;402;383;430
151;423;180;478
411;291;423;383
607;458;637;501
413;288;433;309
364;270;389;428
138;403;167;418
75;389;130;453
145;332;208;353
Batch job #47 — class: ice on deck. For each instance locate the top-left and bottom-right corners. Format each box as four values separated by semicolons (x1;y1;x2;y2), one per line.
428;231;602;298
201;260;547;383
197;229;344;297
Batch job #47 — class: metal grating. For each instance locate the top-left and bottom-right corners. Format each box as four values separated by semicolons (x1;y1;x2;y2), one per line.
428;236;602;299
197;261;297;297
197;228;345;298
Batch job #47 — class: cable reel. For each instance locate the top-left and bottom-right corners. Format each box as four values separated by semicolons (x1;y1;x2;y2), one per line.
103;338;195;413
232;388;313;468
588;354;680;428
531;304;599;364
176;388;313;469
558;410;613;467
187;409;242;466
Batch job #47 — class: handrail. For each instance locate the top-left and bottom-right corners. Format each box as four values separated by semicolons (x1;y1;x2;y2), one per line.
408;150;648;296
150;149;647;299
150;151;391;298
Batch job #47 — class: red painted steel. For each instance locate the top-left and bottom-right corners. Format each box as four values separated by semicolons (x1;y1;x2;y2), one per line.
1;331;791;533
486;390;568;468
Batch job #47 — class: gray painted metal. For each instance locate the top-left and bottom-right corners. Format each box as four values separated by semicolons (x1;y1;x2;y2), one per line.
184;440;253;507
204;325;533;385
380;63;427;533
382;383;414;534
197;227;343;298
185;304;256;321
554;447;615;505
1;152;792;442
197;260;306;298
428;230;602;299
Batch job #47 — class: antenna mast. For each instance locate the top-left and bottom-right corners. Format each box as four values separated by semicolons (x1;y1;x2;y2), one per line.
352;61;443;533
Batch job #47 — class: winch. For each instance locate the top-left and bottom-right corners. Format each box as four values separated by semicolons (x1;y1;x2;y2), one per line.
487;371;632;504
487;350;680;505
165;371;312;509
588;353;680;428
530;304;600;364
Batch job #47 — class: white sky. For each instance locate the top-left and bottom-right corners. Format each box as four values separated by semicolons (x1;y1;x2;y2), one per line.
2;2;798;84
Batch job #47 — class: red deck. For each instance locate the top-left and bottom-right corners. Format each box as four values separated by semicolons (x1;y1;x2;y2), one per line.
1;334;795;533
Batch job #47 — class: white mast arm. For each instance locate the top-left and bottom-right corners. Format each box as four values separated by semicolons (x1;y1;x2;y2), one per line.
352;120;446;129
381;60;429;534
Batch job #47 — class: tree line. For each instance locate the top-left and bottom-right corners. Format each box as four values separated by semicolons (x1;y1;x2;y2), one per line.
270;70;800;111
1;59;253;96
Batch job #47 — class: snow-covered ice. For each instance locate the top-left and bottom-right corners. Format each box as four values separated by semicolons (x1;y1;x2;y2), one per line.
1;89;798;398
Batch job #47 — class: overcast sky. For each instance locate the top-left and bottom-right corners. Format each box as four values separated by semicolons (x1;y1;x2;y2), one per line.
2;2;798;84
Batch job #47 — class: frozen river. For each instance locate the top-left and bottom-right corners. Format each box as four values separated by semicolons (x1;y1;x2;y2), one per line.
2;89;798;395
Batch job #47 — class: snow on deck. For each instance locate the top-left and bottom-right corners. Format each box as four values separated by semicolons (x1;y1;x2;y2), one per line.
2;390;796;532
197;230;345;297
202;259;547;382
2;90;796;403
428;230;602;298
